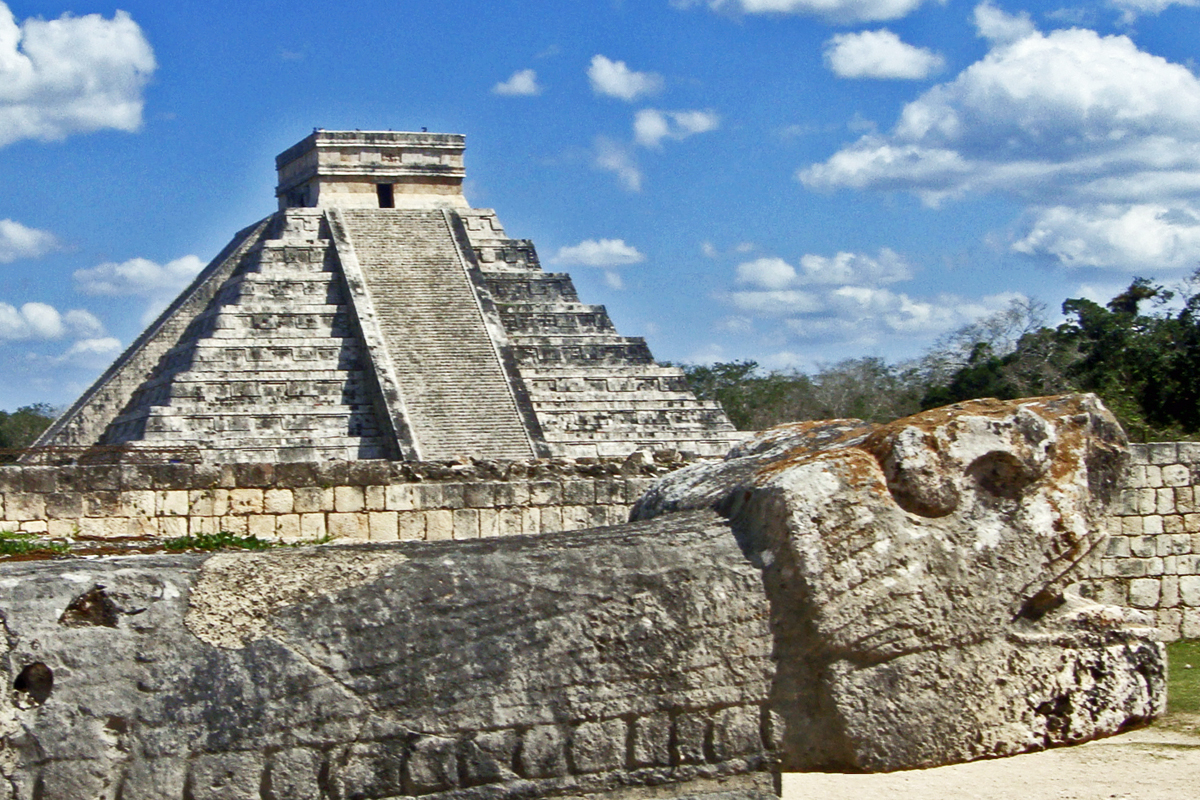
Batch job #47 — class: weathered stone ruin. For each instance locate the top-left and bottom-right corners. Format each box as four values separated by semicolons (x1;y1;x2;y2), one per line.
0;395;1165;799
34;131;738;463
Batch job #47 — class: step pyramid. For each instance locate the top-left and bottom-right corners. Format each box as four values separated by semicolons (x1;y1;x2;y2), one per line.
36;131;739;463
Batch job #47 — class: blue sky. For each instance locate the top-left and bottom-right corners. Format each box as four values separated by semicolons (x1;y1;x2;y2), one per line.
2;0;1200;410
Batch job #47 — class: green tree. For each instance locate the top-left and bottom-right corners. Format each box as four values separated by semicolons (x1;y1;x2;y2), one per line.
0;404;57;451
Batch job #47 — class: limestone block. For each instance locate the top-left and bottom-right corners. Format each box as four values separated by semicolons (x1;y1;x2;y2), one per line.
120;489;156;519
1128;578;1161;608
188;751;264;800
1130;535;1157;558
368;511;398;541
675;712;709;764
713;706;764;761
634;395;1164;773
520;506;541;535
1122;516;1143;535
540;506;563;532
47;519;76;538
328;512;368;540
1180;575;1200;606
229;488;265;515
276;514;301;542
1184;608;1200;638
45;492;83;520
300;512;326;540
453;508;480;539
529;480;561;506
212;489;231;517
406;736;459;793
385;483;417;511
563;481;596;506
571;718;626;773
1157;608;1183;639
365;485;386;511
1157;488;1176;515
1163;463;1191;487
334;485;364;513
264;488;294;514
397;512;424;541
191;515;220;536
220;516;249;535
293;487;333;513
520;725;568;778
119;758;188;800
248;515;276;541
1144;515;1164;534
335;740;406;800
1160;533;1191;556
462;730;518;784
426;509;453;541
18;520;47;534
1166;515;1186;533
496;507;522;536
632;713;671;766
188;489;216;517
265;748;321;800
1179;487;1197;514
161;517;188;539
1139;487;1158;515
1162;575;1180;607
1105;536;1130;558
1149;442;1178;464
464;483;495;508
1144;465;1163;488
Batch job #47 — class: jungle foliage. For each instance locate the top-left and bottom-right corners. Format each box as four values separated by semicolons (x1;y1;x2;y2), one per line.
682;272;1200;442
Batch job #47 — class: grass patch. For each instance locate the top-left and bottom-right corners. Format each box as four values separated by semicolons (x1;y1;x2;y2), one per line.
164;531;275;552
0;531;69;557
1168;639;1200;715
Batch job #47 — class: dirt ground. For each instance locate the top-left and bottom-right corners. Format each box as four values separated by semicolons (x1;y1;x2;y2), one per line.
783;714;1200;800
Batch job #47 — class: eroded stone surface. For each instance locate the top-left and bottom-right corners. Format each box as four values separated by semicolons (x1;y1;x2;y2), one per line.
633;394;1166;772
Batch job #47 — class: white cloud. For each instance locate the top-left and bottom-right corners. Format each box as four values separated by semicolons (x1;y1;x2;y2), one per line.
801;11;1200;270
75;254;205;324
51;336;121;366
671;0;934;24
553;238;646;267
1013;204;1200;269
588;55;663;101
0;3;156;147
633;109;720;148
972;1;1036;45
593;137;643;192
736;257;797;289
797;248;913;285
824;30;943;80
726;289;824;316
0;219;57;262
1109;0;1198;22
73;255;204;297
0;301;104;341
492;68;541;96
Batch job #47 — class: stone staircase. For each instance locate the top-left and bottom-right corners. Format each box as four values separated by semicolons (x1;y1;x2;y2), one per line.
458;209;741;457
100;210;393;462
336;209;535;461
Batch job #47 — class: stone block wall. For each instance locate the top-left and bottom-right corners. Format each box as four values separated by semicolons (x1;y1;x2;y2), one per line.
1087;442;1200;639
0;456;679;547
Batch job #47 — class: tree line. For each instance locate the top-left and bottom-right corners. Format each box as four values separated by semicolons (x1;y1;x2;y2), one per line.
680;271;1200;442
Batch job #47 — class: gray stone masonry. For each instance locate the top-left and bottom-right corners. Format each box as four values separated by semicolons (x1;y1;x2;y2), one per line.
1084;441;1200;640
0;516;776;800
33;132;740;463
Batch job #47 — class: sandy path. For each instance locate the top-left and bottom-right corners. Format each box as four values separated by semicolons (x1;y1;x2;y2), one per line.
783;716;1200;800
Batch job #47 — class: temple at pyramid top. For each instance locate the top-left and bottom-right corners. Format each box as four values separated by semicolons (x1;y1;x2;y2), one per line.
35;131;739;463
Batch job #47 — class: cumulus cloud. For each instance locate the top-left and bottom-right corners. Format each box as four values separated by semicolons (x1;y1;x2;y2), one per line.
972;1;1036;44
73;255;204;297
633;109;720;148
670;0;933;24
74;254;205;324
593;137;643;192
553;238;645;291
1013;204;1200;269
51;336;121;366
588;55;663;101
492;68;541;96
0;219;57;262
0;301;103;341
801;7;1200;269
0;3;156;147
1109;0;1198;22
824;30;943;79
553;238;646;267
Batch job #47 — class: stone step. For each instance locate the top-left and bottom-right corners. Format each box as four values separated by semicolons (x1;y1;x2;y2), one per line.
338;209;534;461
511;342;654;366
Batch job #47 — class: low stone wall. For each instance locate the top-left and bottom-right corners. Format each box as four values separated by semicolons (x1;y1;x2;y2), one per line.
1089;442;1200;639
0;455;681;545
